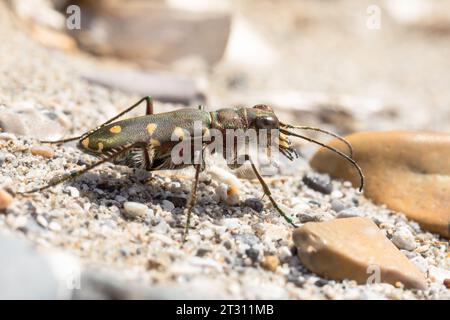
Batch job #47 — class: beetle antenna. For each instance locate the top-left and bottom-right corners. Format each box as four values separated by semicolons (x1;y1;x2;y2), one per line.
280;123;353;157
280;128;364;191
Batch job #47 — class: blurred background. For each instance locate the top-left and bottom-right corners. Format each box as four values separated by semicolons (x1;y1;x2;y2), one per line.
5;0;450;137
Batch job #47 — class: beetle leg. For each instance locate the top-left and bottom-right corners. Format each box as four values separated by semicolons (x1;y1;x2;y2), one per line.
182;162;202;243
244;155;298;228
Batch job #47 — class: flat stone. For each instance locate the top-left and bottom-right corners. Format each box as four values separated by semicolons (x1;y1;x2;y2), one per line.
310;131;450;238
293;217;427;290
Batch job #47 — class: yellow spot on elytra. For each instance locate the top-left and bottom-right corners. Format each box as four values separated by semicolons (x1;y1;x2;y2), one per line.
150;139;161;147
109;125;121;134
173;127;185;140
146;123;157;135
202;127;210;139
227;185;239;196
81;137;90;149
97;142;104;152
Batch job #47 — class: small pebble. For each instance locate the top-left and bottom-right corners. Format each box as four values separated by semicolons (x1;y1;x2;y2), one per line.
36;215;48;228
30;146;54;158
196;248;210;257
444;279;450;289
391;227;417;251
330;199;346;213
260;255;279;272
410;255;428;273
244;198;264;213
153;220;170;234
330;190;343;199
245;248;260;262
315;279;328;287
336;207;361;218
114;195;127;203
278;246;292;261
161;200;175;212
48;221;61;232
222;218;240;230
0;188;13;209
65;186;80;198
166;196;187;208
302;173;332;194
123;201;148;218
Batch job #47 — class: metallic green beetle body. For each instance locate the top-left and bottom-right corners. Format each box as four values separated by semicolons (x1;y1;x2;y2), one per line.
77;105;291;171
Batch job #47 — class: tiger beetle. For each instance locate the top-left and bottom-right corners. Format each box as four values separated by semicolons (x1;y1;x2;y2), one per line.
18;96;364;242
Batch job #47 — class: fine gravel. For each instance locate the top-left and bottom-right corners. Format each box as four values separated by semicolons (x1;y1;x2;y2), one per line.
0;3;448;299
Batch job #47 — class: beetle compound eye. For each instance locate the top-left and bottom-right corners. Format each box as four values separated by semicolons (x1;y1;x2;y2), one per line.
256;116;279;129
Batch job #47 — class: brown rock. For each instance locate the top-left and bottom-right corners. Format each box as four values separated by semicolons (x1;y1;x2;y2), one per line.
0;189;13;210
310;131;450;238
260;255;280;272
69;1;231;66
293;217;427;290
81;65;205;105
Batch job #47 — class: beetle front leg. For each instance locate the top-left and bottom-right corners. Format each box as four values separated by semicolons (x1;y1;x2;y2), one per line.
243;155;298;227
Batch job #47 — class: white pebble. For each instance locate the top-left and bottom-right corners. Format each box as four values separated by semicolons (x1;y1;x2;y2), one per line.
48;221;62;232
391;227;417;251
65;186;80;198
331;190;343;199
278;246;292;261
123;201;149;218
36;215;48;228
343;181;353;188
